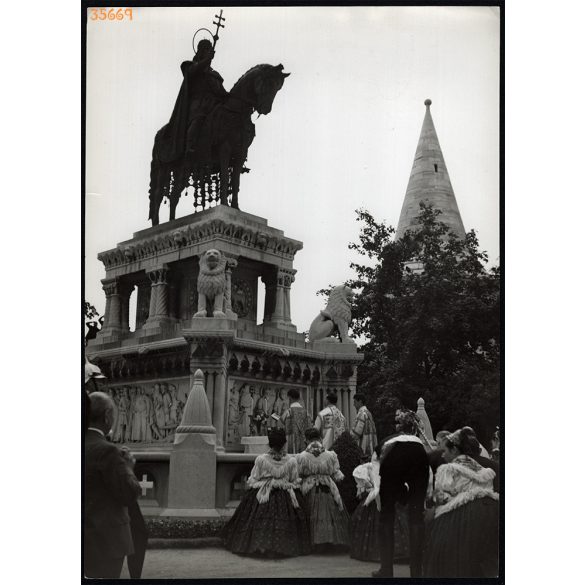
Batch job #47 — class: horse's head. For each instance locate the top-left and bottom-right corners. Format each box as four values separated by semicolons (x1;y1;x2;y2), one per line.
254;64;290;114
232;64;287;115
231;64;290;114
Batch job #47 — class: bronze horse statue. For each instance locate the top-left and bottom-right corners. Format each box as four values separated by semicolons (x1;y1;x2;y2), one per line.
148;64;290;226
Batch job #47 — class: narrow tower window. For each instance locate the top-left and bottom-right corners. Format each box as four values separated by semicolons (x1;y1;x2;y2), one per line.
434;164;438;172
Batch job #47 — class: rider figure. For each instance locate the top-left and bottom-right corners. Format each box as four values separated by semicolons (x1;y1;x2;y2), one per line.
160;39;227;163
181;40;227;156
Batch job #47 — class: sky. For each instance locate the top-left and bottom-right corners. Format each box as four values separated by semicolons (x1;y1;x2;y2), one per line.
85;5;500;333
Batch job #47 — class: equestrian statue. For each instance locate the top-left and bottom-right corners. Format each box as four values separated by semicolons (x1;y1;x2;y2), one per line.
148;13;289;226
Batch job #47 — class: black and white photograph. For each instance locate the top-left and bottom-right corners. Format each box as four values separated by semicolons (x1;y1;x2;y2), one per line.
83;3;501;580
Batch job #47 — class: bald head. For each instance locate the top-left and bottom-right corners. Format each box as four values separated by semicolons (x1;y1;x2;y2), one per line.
88;391;115;432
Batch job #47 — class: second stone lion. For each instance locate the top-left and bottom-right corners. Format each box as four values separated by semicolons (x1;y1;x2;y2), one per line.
194;249;228;318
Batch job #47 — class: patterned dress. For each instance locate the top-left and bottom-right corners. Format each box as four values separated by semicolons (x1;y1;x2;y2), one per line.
351;406;378;458
223;451;311;557
424;455;499;577
296;441;350;548
281;403;312;454
315;406;347;450
349;459;410;562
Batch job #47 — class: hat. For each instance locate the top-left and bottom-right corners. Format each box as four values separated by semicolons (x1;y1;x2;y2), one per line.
84;357;106;384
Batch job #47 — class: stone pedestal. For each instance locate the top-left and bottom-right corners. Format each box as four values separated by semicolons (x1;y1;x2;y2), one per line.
164;369;219;517
240;436;269;454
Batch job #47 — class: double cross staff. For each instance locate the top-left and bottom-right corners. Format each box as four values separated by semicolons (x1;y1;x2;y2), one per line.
212;9;225;49
192;9;227;54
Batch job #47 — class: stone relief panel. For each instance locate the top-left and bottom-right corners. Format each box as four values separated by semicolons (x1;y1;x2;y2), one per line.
103;378;190;443
231;278;253;319
226;378;309;448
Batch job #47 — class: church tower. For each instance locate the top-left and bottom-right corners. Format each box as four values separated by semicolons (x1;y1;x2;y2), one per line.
395;99;466;240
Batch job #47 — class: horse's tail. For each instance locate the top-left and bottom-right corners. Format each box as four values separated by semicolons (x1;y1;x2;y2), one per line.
148;129;163;222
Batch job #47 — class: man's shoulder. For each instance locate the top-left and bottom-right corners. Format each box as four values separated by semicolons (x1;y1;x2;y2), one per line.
85;433;121;456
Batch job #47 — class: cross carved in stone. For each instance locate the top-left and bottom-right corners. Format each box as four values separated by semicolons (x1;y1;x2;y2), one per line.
139;473;154;497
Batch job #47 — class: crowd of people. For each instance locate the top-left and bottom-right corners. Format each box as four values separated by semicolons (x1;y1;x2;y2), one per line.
84;357;499;579
223;395;500;578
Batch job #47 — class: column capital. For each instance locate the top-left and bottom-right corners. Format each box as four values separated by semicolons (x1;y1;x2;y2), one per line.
147;265;169;285
101;277;120;297
277;268;297;288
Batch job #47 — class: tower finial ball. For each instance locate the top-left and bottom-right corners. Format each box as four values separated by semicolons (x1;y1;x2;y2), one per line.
424;99;432;107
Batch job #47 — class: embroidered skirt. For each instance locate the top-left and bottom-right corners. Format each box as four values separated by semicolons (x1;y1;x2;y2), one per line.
223;487;311;557
302;484;350;548
424;496;499;577
350;497;409;562
350;495;380;561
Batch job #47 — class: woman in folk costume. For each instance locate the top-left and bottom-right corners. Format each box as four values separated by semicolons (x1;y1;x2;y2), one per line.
350;445;382;561
223;429;310;557
280;388;312;454
424;427;499;578
296;427;350;549
314;393;347;450
350;393;378;458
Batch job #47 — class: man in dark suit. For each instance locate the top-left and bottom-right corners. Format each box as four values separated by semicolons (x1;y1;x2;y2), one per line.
84;392;141;578
373;409;430;578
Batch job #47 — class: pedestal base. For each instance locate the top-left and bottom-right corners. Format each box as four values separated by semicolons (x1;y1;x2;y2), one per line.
158;508;221;519
240;436;269;454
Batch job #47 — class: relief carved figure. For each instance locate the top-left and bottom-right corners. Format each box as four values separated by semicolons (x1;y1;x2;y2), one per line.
270;388;287;429
194;249;227;318
113;387;131;443
238;385;255;437
168;384;181;426
308;285;354;343
152;384;167;437
227;384;243;444
131;388;151;442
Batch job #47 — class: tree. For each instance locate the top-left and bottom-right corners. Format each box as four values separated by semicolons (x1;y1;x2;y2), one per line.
346;203;500;445
84;301;99;321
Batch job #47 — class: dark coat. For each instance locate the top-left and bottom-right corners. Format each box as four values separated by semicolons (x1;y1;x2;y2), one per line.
427;448;445;476
379;437;430;507
127;499;148;578
84;430;141;564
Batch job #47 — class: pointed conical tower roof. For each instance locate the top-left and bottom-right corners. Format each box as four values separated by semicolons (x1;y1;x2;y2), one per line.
395;99;466;240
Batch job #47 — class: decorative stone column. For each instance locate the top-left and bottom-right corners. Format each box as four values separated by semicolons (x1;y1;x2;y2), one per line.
282;269;296;325
135;281;151;330
210;362;228;452
342;388;350;422
264;268;297;330
144;265;172;331
348;386;357;429
184;335;232;452
119;283;134;332
272;270;286;324
262;274;277;323
99;277;122;338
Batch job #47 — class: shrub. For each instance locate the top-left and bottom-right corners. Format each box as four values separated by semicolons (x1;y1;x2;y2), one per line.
145;518;227;539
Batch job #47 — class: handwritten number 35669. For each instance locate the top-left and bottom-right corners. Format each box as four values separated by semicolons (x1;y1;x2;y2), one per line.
90;8;133;21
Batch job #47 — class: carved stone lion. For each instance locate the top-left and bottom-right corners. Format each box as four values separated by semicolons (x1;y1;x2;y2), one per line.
194;249;227;318
308;285;354;343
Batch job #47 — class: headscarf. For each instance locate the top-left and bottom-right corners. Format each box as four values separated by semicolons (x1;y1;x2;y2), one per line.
305;440;325;457
395;409;421;435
